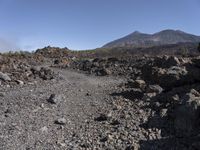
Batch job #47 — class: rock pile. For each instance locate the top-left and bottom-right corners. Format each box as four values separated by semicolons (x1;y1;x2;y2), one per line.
69;57;146;76
0;57;57;86
123;56;200;149
71;55;200;149
30;66;56;80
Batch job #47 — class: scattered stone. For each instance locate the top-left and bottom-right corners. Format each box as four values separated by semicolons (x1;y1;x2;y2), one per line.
126;144;139;150
57;141;66;147
133;79;146;89
47;94;61;104
4;108;12;117
40;126;48;133
107;111;112;118
159;108;168;117
40;103;45;108
30;66;41;73
0;92;5;97
79;88;83;92
110;119;120;125
55;118;67;125
146;84;163;94
86;92;91;96
100;136;108;142
96;68;111;76
94;114;108;122
16;80;24;85
0;72;11;81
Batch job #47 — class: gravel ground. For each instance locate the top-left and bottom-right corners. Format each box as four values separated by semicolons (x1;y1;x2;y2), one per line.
0;68;140;150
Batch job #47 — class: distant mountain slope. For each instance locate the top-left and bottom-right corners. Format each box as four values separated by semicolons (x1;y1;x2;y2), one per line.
103;29;200;48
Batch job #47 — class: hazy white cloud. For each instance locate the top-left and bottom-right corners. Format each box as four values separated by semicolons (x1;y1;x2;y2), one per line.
0;37;19;52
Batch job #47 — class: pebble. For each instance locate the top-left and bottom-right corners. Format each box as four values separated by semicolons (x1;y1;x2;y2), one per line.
94;114;108;122
47;94;61;104
57;141;66;147
0;92;5;97
110;119;120;126
55;118;67;125
0;72;11;81
16;80;24;85
86;92;91;96
160;108;168;117
40;126;48;133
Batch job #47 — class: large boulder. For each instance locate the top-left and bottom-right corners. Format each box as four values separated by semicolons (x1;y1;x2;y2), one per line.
141;65;188;90
141;57;200;91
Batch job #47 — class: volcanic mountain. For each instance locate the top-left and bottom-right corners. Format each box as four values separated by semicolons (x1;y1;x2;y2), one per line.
103;29;200;48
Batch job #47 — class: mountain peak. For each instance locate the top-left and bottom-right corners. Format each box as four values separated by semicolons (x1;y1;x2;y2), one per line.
175;29;184;32
155;29;188;35
155;29;179;34
132;31;141;34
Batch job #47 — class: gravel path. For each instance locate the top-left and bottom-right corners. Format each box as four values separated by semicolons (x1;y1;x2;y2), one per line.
0;68;128;150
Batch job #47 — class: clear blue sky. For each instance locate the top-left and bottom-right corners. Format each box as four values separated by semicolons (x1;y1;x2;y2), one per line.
0;0;200;51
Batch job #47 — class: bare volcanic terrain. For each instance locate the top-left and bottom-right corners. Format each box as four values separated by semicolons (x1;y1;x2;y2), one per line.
0;49;200;149
0;68;126;149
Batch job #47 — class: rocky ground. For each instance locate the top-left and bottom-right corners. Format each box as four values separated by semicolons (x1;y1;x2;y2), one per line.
0;53;200;149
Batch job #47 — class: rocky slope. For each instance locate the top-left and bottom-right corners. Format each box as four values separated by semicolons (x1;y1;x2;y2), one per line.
103;29;200;48
69;55;200;149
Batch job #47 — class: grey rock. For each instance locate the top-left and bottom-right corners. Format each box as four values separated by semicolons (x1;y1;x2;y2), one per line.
40;126;48;133
55;118;67;125
110;119;120;126
47;94;61;104
159;108;168;117
146;85;163;94
30;66;41;74
94;114;108;122
16;80;24;85
0;72;11;81
128;79;146;90
96;68;112;76
0;92;5;97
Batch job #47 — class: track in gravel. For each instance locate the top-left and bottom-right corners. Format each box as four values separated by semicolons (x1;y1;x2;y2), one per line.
0;68;124;149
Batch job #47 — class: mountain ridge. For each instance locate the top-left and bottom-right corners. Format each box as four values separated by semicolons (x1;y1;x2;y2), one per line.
103;29;200;48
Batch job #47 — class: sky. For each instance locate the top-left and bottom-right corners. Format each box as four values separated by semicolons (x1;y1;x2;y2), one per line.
0;0;200;51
